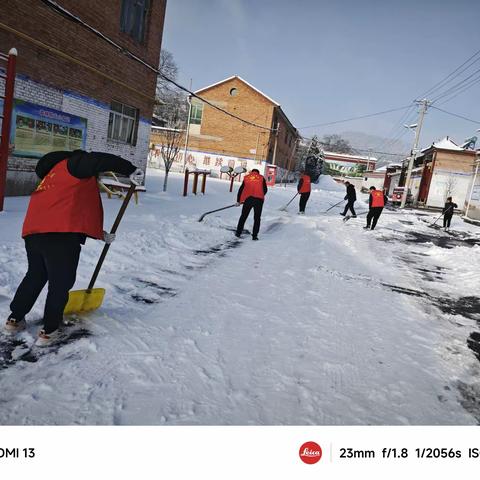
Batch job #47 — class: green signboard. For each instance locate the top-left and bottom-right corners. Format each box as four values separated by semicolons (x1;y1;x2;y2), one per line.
9;99;88;158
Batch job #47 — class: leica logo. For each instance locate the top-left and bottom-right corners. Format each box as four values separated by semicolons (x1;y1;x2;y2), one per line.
301;448;321;457
299;442;322;464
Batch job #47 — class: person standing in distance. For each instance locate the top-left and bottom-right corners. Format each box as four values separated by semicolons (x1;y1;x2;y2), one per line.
235;168;268;240
340;181;357;217
297;171;311;215
4;150;143;346
442;196;458;231
364;186;388;230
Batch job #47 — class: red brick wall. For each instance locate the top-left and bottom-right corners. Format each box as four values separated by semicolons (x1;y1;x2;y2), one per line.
0;0;166;117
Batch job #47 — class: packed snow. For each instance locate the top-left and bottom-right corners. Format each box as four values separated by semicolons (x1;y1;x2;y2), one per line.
1;169;480;425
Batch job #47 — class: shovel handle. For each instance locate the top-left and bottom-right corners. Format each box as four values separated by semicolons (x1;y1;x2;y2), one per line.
198;203;238;222
88;183;137;290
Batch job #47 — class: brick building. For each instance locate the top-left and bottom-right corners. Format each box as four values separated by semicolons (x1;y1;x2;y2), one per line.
395;137;477;209
150;76;300;183
0;0;166;195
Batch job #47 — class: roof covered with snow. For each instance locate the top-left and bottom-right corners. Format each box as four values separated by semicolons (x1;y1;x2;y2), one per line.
324;151;378;162
421;136;464;152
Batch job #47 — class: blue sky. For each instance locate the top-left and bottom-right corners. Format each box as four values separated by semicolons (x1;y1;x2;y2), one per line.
162;0;480;152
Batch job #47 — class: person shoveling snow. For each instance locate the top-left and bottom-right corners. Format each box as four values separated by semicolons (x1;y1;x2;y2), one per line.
4;150;142;346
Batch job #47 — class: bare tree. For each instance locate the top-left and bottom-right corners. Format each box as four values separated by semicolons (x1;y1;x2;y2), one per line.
156;50;179;100
320;134;353;154
158;96;187;192
154;49;188;125
444;175;458;200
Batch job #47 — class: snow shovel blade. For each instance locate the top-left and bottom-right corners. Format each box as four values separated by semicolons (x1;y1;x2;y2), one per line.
64;288;106;314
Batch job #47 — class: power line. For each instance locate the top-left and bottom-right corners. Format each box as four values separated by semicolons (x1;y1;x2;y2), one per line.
430;105;480;125
416;48;480;99
298;105;412;130
39;0;274;132
431;67;480;103
436;75;480;106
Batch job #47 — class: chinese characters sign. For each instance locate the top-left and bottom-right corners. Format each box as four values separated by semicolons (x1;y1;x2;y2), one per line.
10;100;87;158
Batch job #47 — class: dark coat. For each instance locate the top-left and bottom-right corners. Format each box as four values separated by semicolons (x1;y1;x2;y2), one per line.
36;150;136;180
443;201;457;216
344;184;356;201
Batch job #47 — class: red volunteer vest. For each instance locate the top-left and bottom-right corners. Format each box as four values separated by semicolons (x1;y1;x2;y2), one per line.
22;159;104;239
240;173;265;203
299;174;311;193
371;190;385;208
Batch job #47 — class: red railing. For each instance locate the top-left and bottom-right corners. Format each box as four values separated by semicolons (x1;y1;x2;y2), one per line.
0;48;17;212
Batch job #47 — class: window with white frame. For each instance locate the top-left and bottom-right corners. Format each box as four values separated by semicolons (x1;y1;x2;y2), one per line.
190;101;203;125
108;101;139;145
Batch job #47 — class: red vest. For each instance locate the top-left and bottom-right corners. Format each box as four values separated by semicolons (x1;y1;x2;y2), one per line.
371;190;385;208
240;173;265;203
22;159;104;239
299;174;311;193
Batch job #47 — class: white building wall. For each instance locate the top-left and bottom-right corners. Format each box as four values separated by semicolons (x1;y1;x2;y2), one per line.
149;147;267;178
361;175;385;191
465;173;480;220
426;170;472;209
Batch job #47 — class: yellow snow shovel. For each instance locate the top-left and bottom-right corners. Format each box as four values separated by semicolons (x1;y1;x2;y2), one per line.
64;183;137;315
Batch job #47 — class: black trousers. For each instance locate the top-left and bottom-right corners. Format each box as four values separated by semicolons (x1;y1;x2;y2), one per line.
299;192;310;213
10;233;81;333
236;197;264;237
342;200;356;216
366;207;383;230
443;214;453;228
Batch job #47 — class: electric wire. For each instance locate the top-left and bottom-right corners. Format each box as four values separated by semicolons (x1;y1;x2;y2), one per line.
429;106;480;125
416;48;480;99
39;0;274;132
298;105;412;130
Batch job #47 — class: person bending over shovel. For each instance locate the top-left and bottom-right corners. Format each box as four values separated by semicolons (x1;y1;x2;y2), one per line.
235;168;268;240
4;150;143;346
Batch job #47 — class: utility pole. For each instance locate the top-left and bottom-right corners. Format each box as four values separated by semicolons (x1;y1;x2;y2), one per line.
182;79;193;173
400;99;430;208
465;150;480;219
271;122;280;166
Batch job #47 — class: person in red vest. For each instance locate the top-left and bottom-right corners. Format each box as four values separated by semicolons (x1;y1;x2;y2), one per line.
4;150;143;346
235;168;268;240
365;186;388;230
297;171;311;214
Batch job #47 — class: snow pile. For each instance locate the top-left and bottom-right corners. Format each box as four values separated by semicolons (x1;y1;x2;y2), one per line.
314;174;344;192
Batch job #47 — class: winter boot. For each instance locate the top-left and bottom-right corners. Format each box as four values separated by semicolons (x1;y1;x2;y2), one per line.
252;236;259;241
4;316;26;334
35;329;62;347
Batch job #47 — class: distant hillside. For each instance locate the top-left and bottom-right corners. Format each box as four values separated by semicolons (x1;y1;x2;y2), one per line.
338;131;410;167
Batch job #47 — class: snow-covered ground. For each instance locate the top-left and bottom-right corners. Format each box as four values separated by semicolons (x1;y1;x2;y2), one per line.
1;169;480;425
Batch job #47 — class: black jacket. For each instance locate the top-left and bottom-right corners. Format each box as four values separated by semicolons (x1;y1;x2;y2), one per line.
237;177;268;203
36;150;137;180
443;201;457;216
344;184;356;201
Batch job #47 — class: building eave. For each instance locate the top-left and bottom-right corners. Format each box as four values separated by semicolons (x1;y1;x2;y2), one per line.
194;75;280;106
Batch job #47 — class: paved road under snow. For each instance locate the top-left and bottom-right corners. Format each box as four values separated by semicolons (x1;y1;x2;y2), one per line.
1;170;479;425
